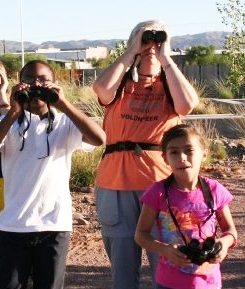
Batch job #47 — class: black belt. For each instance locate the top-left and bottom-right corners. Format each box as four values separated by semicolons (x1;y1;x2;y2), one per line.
103;141;161;157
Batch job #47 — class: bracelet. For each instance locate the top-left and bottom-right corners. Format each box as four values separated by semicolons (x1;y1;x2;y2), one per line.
220;231;237;248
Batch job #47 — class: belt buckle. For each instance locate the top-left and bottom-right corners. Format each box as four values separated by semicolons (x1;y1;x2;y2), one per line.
134;143;143;156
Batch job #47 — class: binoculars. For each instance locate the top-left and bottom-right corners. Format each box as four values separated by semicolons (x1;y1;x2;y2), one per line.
179;237;222;265
14;86;59;105
142;30;167;44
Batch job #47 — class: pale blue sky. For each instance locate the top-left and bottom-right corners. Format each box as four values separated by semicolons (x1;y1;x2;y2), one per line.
1;0;229;44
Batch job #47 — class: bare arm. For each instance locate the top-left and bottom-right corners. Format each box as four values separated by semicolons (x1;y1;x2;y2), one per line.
212;205;238;263
50;83;106;146
135;204;190;267
156;32;199;115
93;30;146;105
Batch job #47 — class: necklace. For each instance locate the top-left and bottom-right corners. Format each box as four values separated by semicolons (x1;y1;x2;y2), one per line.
138;72;160;78
138;73;160;91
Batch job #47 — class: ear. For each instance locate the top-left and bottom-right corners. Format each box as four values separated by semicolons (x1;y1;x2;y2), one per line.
162;152;169;165
202;148;208;162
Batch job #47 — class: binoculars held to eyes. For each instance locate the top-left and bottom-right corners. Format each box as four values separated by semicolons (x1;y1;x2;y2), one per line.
14;86;59;105
179;237;222;265
142;30;167;44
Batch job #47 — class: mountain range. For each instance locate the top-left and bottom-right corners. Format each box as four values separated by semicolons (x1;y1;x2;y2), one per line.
1;31;229;54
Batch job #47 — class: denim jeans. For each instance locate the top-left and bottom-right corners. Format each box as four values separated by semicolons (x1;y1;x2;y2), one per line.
0;230;70;289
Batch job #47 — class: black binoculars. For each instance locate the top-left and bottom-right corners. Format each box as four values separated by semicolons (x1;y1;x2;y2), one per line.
14;86;59;105
142;30;167;44
179;237;222;265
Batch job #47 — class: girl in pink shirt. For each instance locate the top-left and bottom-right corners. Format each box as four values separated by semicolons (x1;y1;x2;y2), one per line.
135;124;237;289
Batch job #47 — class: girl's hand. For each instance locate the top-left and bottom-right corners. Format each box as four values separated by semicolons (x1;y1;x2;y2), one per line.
163;244;191;267
208;240;228;264
9;83;28;115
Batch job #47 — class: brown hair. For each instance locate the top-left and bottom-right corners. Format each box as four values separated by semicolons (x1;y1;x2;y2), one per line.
161;124;207;154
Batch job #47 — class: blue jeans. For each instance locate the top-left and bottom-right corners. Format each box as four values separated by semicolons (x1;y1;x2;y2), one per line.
0;230;70;289
96;188;159;289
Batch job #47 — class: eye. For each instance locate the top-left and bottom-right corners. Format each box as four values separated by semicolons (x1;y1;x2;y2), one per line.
169;149;178;155
186;148;195;154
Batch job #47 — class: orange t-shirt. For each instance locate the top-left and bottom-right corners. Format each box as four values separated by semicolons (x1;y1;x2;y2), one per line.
95;75;182;190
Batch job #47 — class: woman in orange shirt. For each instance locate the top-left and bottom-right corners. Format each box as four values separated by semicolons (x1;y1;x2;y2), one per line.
93;20;199;289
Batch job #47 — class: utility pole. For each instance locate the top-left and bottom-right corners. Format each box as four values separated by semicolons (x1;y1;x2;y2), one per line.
20;0;24;67
2;40;6;54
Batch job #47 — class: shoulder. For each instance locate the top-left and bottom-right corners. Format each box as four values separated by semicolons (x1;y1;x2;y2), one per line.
141;180;165;207
201;175;233;209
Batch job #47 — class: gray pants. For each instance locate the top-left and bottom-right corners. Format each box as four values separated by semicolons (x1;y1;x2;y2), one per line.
96;188;158;289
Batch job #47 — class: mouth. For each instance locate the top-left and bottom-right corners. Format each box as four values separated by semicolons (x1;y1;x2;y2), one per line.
178;166;191;170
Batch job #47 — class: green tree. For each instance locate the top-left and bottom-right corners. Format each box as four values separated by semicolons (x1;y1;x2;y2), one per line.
88;56;111;69
216;0;245;97
0;54;22;79
109;40;127;64
185;45;227;65
88;40;127;69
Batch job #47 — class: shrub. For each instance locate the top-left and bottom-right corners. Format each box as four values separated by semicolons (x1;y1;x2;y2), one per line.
70;146;104;191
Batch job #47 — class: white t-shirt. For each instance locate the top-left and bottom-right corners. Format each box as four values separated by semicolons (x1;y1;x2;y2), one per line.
0;109;94;232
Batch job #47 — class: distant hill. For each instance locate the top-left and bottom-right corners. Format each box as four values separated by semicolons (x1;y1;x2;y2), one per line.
1;31;229;54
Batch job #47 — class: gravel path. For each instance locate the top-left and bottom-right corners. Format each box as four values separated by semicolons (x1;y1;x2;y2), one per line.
65;162;245;289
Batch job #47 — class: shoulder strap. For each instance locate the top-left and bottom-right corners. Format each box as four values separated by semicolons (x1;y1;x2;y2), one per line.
108;68;132;106
164;174;214;211
164;174;215;245
160;67;174;107
107;62;174;107
199;176;215;213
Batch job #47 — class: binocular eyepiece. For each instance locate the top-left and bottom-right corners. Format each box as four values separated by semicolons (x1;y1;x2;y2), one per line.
14;86;59;105
179;237;222;266
142;30;167;44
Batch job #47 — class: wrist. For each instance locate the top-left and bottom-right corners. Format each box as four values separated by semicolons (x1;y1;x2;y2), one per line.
0;103;9;108
220;231;237;248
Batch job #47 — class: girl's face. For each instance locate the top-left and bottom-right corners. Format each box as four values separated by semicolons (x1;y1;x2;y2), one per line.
164;135;208;183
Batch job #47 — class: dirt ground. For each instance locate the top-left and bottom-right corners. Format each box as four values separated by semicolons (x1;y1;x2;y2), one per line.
65;156;245;289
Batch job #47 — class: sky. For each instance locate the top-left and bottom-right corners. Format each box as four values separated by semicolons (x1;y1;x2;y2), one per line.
0;0;230;44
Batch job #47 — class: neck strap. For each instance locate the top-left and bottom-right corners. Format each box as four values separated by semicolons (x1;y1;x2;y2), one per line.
164;174;215;245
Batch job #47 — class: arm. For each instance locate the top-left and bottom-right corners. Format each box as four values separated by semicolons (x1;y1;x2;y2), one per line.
135;204;190;267
156;34;199;115
93;30;145;105
211;205;237;263
49;83;106;146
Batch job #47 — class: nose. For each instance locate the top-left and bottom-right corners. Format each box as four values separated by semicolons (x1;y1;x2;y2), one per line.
32;78;42;86
180;152;187;162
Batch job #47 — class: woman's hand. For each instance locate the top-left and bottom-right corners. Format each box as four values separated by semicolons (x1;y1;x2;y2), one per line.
156;29;171;59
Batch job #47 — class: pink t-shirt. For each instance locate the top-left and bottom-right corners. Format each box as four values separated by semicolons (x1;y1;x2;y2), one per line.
96;75;181;190
141;176;233;289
